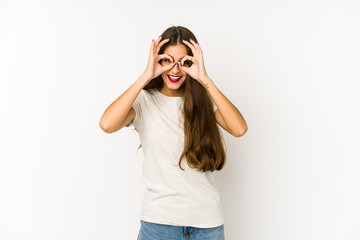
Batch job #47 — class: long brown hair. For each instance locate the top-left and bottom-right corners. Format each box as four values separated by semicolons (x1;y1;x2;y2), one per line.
141;25;226;172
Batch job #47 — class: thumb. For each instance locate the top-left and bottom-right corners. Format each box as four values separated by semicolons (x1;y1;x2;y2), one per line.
179;63;189;74
165;62;177;71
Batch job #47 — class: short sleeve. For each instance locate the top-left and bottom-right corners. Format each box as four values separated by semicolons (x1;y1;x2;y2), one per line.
126;89;146;129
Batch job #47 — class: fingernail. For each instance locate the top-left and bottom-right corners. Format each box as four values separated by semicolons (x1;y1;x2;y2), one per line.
180;62;182;66
152;39;154;42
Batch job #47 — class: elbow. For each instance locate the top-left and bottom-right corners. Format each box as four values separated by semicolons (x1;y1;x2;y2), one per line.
99;120;113;134
233;126;248;137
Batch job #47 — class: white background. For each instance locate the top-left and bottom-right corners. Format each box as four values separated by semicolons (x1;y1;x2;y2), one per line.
1;0;359;239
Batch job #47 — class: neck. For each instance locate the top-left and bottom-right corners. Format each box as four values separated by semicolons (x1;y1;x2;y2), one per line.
159;86;185;97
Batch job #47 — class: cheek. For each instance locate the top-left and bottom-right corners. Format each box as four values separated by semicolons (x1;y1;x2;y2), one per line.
161;73;169;82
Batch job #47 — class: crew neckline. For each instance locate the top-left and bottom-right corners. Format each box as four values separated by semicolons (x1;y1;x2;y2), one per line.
154;88;184;99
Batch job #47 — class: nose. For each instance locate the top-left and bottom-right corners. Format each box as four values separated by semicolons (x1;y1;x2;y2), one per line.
171;62;181;73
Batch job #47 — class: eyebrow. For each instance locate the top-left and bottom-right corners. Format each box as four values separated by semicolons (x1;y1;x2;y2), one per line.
167;54;186;61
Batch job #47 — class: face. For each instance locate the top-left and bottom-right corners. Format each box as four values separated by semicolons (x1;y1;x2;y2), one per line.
160;44;189;97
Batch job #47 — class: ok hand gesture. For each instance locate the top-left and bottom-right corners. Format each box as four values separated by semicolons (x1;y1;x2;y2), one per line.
142;36;177;83
179;39;209;87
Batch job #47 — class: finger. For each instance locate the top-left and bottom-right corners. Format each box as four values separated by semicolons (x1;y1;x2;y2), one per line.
161;62;177;72
195;41;204;59
153;36;163;55
189;38;200;54
157;54;173;65
180;55;194;66
158;53;174;62
179;62;189;74
165;62;177;70
182;39;197;56
190;40;203;63
155;38;170;55
149;39;155;57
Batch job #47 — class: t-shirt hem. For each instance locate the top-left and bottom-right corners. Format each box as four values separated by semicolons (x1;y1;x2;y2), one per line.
139;215;224;228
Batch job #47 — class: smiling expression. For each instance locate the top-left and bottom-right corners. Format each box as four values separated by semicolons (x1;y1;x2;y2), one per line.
160;44;188;97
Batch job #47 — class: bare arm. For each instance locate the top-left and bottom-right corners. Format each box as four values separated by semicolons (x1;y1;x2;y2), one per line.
179;39;248;137
205;75;248;137
99;36;177;134
99;74;149;134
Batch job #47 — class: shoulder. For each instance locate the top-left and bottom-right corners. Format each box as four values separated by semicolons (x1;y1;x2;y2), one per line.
139;88;155;96
136;88;151;101
140;88;157;101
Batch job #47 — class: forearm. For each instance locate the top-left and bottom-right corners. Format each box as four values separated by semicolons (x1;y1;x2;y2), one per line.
203;76;248;136
99;74;149;133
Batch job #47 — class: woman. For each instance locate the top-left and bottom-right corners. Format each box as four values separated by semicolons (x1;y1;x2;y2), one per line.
99;26;247;240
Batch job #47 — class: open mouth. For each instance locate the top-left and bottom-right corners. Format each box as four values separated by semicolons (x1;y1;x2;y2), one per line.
167;75;182;83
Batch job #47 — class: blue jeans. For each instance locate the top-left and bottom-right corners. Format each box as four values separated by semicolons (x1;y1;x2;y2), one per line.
137;220;225;240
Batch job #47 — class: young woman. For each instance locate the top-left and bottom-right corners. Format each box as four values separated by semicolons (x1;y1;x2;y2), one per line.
99;26;247;240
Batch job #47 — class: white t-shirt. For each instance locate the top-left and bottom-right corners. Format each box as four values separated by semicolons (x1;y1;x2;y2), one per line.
126;88;224;228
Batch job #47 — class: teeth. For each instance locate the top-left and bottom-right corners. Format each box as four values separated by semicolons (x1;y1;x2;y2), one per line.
169;75;181;80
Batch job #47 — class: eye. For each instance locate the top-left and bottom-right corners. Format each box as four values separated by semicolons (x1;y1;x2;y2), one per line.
160;58;172;66
183;60;192;67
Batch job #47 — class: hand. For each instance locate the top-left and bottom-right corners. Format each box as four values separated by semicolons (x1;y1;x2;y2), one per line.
142;36;177;84
179;39;209;87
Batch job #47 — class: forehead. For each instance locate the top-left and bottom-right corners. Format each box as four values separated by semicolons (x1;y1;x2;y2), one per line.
164;44;188;59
